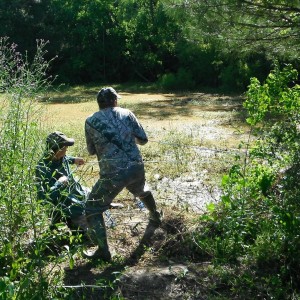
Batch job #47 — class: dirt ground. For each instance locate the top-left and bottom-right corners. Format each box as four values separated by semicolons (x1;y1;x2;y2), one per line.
62;199;210;300
43;91;246;299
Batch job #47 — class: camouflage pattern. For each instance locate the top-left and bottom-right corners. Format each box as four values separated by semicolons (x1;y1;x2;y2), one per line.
85;107;148;176
35;155;86;219
36;154;109;247
84;105;161;257
37;130;88;224
85;106;150;207
46;131;75;151
86;163;151;208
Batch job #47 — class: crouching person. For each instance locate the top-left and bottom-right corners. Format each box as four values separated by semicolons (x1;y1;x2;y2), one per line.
36;131;88;231
36;131;111;261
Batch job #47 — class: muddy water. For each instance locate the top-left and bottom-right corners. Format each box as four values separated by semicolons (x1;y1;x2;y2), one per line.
139;94;247;213
153;172;221;213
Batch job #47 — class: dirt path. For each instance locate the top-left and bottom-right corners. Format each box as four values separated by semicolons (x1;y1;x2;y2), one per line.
63;199;210;299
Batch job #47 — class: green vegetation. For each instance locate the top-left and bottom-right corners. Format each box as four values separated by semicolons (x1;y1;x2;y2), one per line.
0;37;83;300
0;0;287;90
166;0;300;60
190;64;300;298
1;34;300;298
1;0;300;297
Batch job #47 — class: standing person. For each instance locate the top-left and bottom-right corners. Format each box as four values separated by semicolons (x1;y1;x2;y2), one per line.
36;131;88;231
85;87;161;259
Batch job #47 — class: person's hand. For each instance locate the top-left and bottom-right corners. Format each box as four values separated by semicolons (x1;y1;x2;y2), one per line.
74;157;85;165
58;175;68;185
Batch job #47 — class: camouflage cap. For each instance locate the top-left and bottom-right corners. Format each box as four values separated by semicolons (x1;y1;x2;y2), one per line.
46;131;74;150
97;87;121;104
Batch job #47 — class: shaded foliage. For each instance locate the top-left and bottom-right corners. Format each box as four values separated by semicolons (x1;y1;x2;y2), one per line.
0;0;181;84
165;0;300;60
0;37;77;300
0;0;276;90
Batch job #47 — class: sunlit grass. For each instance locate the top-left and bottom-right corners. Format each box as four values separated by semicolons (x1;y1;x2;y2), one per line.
39;84;247;192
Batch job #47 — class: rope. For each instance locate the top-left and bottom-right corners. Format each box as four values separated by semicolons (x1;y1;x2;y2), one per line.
148;139;247;154
77;139;247;166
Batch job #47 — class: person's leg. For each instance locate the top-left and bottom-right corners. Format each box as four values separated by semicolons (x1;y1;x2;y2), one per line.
88;176;122;207
85;174;125;259
126;164;161;226
139;193;161;226
84;212;111;261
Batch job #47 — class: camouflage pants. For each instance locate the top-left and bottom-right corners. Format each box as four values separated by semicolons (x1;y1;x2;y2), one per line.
86;163;150;210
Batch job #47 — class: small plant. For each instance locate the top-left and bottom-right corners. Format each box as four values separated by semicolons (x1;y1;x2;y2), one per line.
158;68;196;91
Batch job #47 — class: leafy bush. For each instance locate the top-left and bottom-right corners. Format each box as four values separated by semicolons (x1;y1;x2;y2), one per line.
176;41;218;87
219;60;251;91
158;68;196;91
192;64;300;297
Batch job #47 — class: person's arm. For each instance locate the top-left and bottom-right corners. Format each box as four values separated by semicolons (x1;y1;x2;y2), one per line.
65;155;84;165
129;112;148;145
85;121;96;155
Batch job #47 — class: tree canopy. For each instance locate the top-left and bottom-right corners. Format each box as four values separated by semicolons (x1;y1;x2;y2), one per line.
165;0;300;60
0;0;298;88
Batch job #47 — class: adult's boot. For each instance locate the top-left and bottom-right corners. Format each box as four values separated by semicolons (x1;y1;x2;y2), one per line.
84;212;111;262
140;193;161;227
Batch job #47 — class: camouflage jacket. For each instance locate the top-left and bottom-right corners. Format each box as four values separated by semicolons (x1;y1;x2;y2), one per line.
35;155;86;217
85;107;148;175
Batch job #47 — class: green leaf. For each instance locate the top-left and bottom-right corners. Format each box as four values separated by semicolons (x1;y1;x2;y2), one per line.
206;202;215;212
69;256;74;270
222;175;229;186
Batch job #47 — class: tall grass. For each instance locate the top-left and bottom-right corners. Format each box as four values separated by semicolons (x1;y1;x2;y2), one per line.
0;38;70;299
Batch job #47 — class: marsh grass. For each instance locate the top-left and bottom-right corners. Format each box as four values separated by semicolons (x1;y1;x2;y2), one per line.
41;84;247;194
41;81;164;104
0;38;82;299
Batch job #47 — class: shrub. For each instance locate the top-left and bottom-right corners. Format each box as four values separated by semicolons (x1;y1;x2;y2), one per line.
159;68;196;91
192;64;300;297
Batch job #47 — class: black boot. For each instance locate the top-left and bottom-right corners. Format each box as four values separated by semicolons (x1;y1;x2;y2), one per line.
140;193;161;227
84;212;111;261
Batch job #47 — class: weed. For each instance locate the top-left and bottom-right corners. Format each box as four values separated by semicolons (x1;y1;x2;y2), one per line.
0;38;80;299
